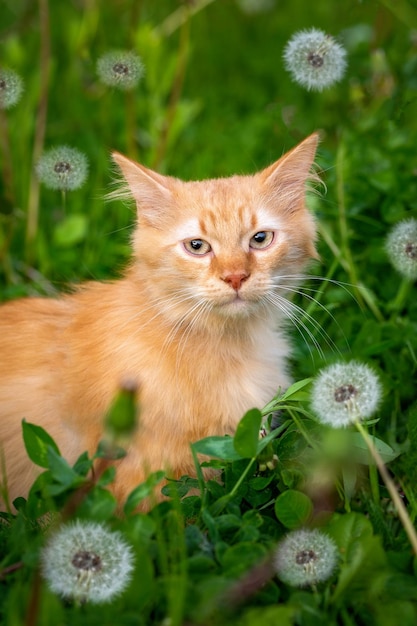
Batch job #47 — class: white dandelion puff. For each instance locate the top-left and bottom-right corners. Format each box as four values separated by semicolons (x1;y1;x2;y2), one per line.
311;361;382;428
274;528;338;587
0;68;24;109
41;520;135;604
283;28;347;91
36;145;89;191
385;218;417;280
97;50;144;91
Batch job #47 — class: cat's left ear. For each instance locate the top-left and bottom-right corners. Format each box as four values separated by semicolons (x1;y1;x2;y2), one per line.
259;133;320;210
111;152;174;226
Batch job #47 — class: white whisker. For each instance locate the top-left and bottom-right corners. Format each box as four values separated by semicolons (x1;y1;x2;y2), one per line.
264;292;326;361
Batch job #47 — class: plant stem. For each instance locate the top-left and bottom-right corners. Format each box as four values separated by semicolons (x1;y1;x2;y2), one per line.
25;0;51;255
154;0;216;38
335;141;364;308
378;0;417;27
355;420;417;556
389;278;411;317
151;5;191;170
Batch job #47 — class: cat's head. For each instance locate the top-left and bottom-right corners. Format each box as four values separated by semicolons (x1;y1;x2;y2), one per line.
112;134;320;325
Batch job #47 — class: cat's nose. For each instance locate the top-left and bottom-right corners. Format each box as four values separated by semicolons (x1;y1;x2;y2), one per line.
222;272;250;291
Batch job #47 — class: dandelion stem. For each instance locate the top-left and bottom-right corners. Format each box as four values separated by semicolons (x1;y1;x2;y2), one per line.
389;278;411;317
355;420;417;556
26;0;51;254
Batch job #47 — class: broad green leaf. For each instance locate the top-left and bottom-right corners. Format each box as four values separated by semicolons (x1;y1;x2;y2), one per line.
349;432;399;464
129;514;156;542
262;379;313;414
192;435;243;461
327;512;374;555
105;383;138;438
233;408;262;458
22;420;60;468
76;487;117;520
54;214;88;247
274;490;313;529
220;541;267;576
123;470;165;515
279;378;313;402
45;447;85;495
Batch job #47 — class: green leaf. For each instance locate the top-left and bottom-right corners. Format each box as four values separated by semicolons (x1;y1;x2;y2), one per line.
104;382;138;438
327;511;374;553
76;487;117;520
240;606;297;626
262;379;313;414
233;408;262;458
349;432;399;464
220;541;267;577
123;470;165;515
274;490;313;529
54;214;88;247
21;420;60;468
45;447;85;495
192;436;243;461
279;378;313;402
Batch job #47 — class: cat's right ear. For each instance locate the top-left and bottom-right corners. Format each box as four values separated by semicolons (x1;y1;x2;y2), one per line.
111;152;173;227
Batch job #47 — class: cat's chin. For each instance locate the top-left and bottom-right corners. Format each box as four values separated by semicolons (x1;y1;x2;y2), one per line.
215;295;259;318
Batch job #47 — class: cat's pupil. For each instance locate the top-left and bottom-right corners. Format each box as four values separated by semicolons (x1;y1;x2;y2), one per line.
254;232;267;243
190;239;203;250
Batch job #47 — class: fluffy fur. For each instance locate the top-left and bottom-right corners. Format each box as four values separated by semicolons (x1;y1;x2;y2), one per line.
0;133;319;509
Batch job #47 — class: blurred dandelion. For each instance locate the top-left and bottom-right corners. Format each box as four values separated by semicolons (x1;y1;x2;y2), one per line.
36;146;89;191
386;218;417;280
311;361;382;427
0;68;24;109
97;50;144;91
283;28;347;91
274;528;338;587
41;520;135;604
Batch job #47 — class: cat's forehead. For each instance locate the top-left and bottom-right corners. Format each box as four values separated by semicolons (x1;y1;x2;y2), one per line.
173;177;282;238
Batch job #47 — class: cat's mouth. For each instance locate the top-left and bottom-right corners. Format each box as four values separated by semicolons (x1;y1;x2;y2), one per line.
215;292;257;315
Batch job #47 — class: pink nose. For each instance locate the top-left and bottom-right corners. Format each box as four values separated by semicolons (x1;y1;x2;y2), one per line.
223;272;249;291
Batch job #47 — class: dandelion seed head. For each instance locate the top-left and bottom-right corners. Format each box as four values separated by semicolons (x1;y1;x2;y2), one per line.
36;145;89;191
274;528;338;587
283;28;347;91
386;219;417;280
0;68;24;109
97;50;144;91
41;520;135;604
311;361;382;427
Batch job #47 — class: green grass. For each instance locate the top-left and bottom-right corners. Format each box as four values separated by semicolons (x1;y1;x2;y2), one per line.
1;1;417;624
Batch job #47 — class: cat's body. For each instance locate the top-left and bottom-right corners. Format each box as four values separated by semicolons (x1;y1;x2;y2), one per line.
0;134;319;508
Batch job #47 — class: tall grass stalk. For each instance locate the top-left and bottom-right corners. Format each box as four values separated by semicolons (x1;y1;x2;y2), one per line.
355;420;417;556
25;0;51;255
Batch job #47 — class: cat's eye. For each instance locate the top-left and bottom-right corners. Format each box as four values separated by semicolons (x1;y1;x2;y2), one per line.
249;231;274;250
183;239;212;256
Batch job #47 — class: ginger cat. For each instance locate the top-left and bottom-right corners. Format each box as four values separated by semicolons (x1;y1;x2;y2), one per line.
0;133;319;509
